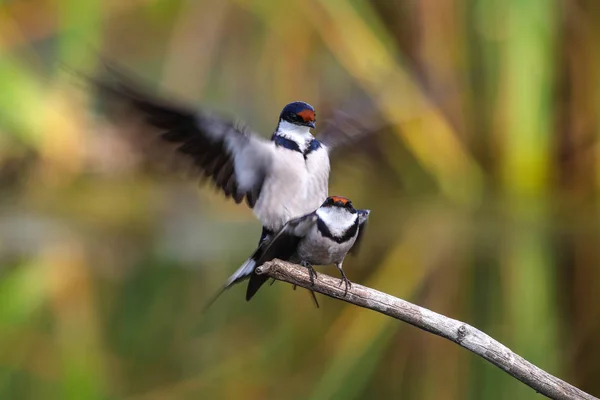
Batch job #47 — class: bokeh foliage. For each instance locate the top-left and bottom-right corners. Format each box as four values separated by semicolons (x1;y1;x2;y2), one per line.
1;0;599;399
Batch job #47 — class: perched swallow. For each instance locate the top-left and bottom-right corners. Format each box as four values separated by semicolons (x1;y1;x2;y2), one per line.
89;65;377;246
208;196;369;306
88;65;378;307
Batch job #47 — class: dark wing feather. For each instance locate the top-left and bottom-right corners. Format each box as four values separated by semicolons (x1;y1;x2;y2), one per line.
245;236;301;301
90;64;270;208
317;98;386;153
350;209;371;255
203;212;317;310
246;212;318;301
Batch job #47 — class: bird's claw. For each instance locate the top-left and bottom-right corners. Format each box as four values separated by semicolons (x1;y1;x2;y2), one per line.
301;260;317;286
338;273;352;296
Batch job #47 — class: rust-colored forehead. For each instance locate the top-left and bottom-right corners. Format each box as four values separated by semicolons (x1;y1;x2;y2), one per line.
329;196;350;205
297;109;315;122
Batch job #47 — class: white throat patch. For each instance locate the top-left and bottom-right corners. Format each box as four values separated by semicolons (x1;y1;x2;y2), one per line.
316;207;358;237
276;120;314;152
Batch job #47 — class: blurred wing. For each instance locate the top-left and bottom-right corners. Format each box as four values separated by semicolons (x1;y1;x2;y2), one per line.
246;212;318;301
317;98;386;153
350;209;371;255
90;64;272;208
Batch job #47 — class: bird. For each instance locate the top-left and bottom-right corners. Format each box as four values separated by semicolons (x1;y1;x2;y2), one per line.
207;195;370;306
86;64;380;307
88;64;374;246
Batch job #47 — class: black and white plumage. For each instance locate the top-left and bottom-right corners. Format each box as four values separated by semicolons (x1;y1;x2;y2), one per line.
89;65;371;237
211;196;370;305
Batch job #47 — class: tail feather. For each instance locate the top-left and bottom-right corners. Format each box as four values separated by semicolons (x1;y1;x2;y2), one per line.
226;258;256;287
203;258;257;311
246;273;269;301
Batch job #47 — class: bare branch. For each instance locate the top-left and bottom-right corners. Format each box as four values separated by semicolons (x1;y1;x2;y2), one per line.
256;260;598;400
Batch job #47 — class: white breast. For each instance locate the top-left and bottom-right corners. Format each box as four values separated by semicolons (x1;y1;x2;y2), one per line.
304;144;330;210
295;210;358;265
252;148;325;231
251;127;331;231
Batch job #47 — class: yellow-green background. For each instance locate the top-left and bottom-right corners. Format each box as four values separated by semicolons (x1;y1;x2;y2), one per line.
1;0;599;399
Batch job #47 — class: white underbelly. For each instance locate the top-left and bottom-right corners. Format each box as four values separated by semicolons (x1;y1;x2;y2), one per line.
305;147;330;209
253;149;328;230
295;228;357;266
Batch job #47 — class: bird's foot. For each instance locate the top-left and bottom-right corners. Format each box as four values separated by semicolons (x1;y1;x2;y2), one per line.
338;271;352;296
300;260;317;286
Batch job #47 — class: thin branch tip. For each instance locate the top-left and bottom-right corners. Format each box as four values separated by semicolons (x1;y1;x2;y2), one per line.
257;261;597;400
255;262;272;275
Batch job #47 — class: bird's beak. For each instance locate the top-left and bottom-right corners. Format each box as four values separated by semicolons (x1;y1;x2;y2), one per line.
307;121;316;129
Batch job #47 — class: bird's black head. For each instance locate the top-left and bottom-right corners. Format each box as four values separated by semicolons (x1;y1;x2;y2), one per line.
279;101;316;129
322;196;356;213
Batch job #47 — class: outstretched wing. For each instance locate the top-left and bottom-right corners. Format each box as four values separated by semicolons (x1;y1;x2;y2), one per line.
317;98;386;153
350;209;371;255
245;212;318;301
204;212;317;310
90;64;272;208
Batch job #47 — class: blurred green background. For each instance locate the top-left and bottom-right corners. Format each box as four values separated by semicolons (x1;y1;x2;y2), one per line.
1;0;599;399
